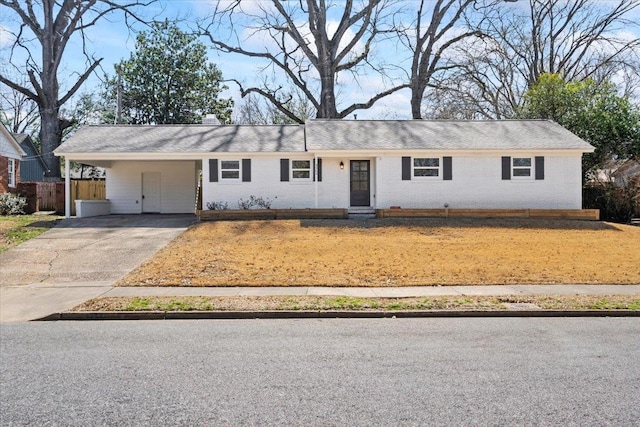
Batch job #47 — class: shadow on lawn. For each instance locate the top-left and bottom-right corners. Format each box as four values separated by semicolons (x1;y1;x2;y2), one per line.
298;217;624;231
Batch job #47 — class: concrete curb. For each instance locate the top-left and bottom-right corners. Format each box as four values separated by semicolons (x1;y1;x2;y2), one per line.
36;309;640;321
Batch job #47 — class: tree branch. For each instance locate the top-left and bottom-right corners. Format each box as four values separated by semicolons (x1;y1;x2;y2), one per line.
339;83;410;118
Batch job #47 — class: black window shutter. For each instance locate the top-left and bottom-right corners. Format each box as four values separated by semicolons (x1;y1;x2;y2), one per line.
280;159;289;182
242;159;251;182
209;159;218;182
443;156;452;180
313;158;322;182
535;156;545;180
402;156;411;180
501;156;511;180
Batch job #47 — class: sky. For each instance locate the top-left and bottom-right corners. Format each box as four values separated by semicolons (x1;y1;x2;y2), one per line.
1;0;639;122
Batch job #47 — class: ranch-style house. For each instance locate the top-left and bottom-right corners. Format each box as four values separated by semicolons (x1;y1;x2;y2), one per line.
54;119;595;218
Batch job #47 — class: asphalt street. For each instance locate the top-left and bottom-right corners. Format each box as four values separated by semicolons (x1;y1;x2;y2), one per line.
1;318;639;426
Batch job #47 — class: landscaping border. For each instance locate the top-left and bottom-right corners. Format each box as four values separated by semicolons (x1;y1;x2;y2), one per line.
376;208;600;221
198;208;348;221
197;208;599;221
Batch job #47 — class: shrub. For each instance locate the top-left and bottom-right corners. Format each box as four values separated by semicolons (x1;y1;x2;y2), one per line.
583;179;638;223
0;192;27;215
206;201;229;210
237;195;274;210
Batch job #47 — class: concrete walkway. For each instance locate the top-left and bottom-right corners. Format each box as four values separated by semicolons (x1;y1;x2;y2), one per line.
1;214;639;322
105;284;640;298
0;214;196;322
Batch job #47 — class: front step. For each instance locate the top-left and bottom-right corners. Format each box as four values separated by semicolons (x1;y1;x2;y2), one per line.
348;207;376;220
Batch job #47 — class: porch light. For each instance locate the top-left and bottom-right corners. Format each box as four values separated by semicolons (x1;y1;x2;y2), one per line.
340;161;344;170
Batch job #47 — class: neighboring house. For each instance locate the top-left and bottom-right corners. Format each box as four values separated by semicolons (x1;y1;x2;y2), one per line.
593;159;640;188
1;124;26;193
54;120;594;216
13;133;48;182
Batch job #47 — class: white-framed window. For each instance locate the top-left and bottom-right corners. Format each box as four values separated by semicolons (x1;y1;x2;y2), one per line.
413;157;440;178
220;160;240;180
512;157;532;178
291;160;311;180
7;158;16;187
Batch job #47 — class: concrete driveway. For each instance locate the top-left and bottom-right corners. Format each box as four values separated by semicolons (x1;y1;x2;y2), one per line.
0;214;196;322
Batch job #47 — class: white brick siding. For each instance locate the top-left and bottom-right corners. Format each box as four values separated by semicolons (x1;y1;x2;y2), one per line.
203;156;317;209
201;152;583;210
106;161;196;214
376;153;583;209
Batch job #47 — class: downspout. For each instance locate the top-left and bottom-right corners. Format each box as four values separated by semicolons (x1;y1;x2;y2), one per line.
65;157;71;218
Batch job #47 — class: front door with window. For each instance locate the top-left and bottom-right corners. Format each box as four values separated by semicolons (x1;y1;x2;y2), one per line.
350;160;370;207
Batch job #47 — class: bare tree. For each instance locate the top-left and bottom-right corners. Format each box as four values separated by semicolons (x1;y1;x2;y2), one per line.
435;0;640;119
0;0;154;178
400;0;490;119
236;88;316;125
201;0;408;123
512;0;639;86
0;75;39;135
428;33;525;119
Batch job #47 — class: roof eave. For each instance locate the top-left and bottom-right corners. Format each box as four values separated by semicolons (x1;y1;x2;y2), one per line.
1;125;27;157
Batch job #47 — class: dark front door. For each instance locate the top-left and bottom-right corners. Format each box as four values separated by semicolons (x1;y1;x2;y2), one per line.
350;160;370;207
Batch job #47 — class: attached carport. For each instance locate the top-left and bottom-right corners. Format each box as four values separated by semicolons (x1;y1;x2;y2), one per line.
55;124;305;218
53;155;200;218
54;126;211;218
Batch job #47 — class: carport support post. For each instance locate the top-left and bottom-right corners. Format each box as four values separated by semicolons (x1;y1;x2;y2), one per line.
314;155;318;208
65;157;71;218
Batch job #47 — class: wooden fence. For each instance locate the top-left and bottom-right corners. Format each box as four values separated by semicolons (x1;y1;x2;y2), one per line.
28;180;106;214
36;182;57;211
70;180;106;215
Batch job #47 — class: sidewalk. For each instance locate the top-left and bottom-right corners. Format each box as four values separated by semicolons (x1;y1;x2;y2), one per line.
104;284;640;298
3;284;639;322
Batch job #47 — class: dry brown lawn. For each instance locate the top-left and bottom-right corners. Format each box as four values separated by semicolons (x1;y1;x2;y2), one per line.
117;218;640;287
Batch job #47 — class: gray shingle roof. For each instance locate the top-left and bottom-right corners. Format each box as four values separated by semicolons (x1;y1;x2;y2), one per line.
55;120;594;156
305;120;594;151
55;124;306;154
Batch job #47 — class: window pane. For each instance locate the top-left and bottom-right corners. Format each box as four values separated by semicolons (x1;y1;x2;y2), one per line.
221;171;240;179
360;162;368;171
352;163;360;171
8;159;15;186
513;168;531;177
353;182;366;191
414;168;439;177
292;160;310;169
513;158;531;167
221;160;239;170
292;170;310;179
414;158;439;167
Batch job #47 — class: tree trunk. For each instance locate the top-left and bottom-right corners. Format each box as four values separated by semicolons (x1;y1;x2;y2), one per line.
317;64;338;118
410;77;427;119
39;106;62;178
411;88;423;119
